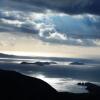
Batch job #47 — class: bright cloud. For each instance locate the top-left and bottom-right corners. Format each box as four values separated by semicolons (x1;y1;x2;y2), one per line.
0;8;100;47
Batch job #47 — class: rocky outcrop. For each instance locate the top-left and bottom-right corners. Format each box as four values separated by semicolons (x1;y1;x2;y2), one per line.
0;69;57;100
78;82;100;94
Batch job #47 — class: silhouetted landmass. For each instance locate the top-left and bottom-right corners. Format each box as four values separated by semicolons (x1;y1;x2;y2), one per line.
0;69;57;100
0;69;100;100
70;62;85;65
21;61;57;66
0;53;32;59
21;62;32;64
0;53;15;58
78;82;100;94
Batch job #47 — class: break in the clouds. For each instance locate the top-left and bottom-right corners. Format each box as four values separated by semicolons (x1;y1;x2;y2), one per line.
0;9;100;46
0;0;100;47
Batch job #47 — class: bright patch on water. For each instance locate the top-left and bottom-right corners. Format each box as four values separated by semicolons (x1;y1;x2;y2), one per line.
31;74;88;93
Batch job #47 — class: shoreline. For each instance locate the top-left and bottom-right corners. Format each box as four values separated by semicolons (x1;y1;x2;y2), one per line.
0;69;100;100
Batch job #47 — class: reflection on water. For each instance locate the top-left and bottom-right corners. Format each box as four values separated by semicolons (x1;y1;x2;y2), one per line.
0;62;100;93
0;57;100;93
31;74;88;93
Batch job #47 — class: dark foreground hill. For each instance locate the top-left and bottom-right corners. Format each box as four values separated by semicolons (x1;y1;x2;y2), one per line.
0;69;100;100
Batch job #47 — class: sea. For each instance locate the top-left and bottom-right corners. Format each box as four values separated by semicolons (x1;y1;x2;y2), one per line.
0;56;100;93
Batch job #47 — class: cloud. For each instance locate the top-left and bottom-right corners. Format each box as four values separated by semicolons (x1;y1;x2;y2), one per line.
0;10;39;34
36;13;100;46
0;33;16;47
0;8;100;46
0;0;99;15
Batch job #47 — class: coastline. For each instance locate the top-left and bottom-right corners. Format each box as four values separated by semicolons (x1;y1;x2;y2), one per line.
0;69;100;100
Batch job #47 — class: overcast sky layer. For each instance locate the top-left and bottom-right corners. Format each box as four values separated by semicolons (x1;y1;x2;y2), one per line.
0;0;100;58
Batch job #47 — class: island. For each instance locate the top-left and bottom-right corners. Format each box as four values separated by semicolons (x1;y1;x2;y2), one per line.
70;62;85;65
21;61;57;66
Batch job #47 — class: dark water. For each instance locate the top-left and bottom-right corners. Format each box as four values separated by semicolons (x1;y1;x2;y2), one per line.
0;57;100;93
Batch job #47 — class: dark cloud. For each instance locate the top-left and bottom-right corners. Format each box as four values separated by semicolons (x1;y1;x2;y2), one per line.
0;0;45;13
0;0;100;47
0;10;39;34
0;9;100;46
8;0;100;15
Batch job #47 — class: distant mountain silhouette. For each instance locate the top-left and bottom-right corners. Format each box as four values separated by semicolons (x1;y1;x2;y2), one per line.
0;69;100;100
0;53;15;58
0;53;33;59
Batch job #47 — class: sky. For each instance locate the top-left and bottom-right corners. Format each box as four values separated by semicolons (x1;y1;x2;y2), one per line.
0;0;100;58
